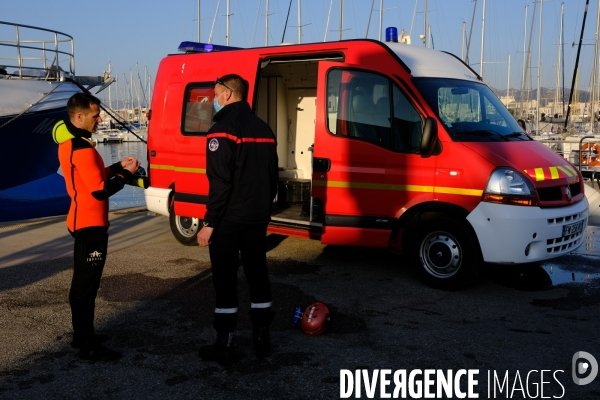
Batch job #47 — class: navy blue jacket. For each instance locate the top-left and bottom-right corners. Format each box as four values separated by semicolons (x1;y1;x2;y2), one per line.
204;101;278;226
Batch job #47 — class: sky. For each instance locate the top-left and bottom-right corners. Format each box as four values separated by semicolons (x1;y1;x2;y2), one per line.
3;0;599;105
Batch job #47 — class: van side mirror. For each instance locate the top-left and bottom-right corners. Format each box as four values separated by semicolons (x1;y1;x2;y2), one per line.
420;117;438;158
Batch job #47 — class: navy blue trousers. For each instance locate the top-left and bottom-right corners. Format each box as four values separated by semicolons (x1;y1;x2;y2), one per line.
208;220;273;333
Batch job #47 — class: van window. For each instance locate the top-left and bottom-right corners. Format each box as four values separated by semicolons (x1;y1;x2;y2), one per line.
392;86;423;153
326;69;421;152
181;84;215;135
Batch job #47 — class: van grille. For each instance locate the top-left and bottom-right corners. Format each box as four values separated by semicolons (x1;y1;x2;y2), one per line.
546;212;586;254
570;182;582;197
537;182;581;202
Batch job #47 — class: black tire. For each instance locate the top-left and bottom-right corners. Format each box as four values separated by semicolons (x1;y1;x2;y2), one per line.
169;211;200;246
408;215;481;290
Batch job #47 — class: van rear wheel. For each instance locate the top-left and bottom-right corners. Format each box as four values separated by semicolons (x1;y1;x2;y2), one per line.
408;215;481;290
169;212;200;246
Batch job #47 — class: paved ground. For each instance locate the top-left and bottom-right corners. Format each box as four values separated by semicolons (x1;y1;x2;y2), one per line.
0;203;599;399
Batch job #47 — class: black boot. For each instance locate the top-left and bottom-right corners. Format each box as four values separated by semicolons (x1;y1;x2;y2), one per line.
252;326;271;359
199;332;235;366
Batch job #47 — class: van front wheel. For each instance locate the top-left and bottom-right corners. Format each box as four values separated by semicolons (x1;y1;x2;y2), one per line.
169;212;200;246
409;216;481;290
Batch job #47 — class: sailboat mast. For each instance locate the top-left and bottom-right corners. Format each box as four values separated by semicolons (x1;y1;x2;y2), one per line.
555;3;563;118
428;25;432;48
365;0;375;39
480;0;486;77
561;3;565;115
462;21;466;61
198;0;201;42
130;69;133;122
108;61;112;110
144;65;148;111
265;0;269;46
122;77;126;119
324;0;333;42
115;77;119;121
536;0;543;135
340;0;344;41
136;63;141;123
507;55;510;107
299;0;302;43
379;0;383;41
521;1;536;120
465;0;477;64
208;0;221;44
519;6;527;119
565;0;590;129
591;0;600;131
226;0;230;46
423;0;427;47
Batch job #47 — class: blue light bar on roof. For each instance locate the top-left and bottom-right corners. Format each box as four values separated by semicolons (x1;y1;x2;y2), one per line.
177;41;243;53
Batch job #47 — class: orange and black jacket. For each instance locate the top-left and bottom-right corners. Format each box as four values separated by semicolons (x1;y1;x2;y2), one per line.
53;120;133;232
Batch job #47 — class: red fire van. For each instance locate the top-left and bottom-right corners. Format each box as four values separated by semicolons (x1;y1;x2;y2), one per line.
144;38;588;289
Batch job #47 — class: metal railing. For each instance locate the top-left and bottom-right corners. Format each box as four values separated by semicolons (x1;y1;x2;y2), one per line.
0;21;74;80
536;136;599;168
536;135;600;187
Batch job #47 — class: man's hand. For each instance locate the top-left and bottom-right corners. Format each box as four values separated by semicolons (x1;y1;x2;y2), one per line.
121;156;139;174
197;226;214;247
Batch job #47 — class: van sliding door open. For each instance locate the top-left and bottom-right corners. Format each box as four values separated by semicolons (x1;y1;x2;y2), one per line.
256;55;342;233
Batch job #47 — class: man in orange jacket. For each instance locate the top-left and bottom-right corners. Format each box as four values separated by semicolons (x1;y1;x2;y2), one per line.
53;93;139;361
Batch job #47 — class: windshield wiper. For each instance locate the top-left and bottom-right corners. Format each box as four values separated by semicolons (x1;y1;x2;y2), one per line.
454;130;510;141
504;132;531;140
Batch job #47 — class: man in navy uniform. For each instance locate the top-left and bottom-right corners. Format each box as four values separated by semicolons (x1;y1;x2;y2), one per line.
197;74;279;365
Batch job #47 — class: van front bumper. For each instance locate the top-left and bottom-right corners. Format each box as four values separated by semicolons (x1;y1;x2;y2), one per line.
144;186;171;217
466;198;589;264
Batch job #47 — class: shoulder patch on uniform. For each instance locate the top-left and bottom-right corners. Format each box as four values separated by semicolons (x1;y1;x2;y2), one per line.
208;138;219;152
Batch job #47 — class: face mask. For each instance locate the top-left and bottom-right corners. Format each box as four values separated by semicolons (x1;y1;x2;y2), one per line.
213;92;225;112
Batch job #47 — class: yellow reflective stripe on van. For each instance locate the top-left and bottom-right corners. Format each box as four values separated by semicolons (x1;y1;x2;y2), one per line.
556;165;576;177
524;164;577;181
313;180;482;196
151;164;206;174
534;168;545;181
434;186;483;196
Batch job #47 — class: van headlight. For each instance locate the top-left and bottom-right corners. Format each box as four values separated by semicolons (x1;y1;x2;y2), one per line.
483;168;538;206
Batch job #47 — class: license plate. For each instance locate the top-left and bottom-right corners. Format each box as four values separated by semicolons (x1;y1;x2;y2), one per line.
562;220;584;236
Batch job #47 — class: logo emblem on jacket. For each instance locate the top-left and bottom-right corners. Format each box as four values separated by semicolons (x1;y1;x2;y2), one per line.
209;138;219;152
87;251;103;263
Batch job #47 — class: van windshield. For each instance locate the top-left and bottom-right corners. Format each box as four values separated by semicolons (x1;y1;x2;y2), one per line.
413;78;530;142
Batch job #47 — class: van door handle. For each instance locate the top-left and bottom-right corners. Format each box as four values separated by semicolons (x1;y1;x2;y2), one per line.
313;158;330;172
150;150;156;157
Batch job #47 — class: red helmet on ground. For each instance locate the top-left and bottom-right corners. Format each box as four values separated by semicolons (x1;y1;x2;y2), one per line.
301;302;330;336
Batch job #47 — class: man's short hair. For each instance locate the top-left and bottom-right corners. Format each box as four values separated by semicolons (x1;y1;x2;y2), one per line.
219;74;249;101
67;92;101;118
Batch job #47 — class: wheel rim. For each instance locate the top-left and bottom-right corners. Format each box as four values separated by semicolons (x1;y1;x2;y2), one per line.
175;216;200;238
419;231;462;278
